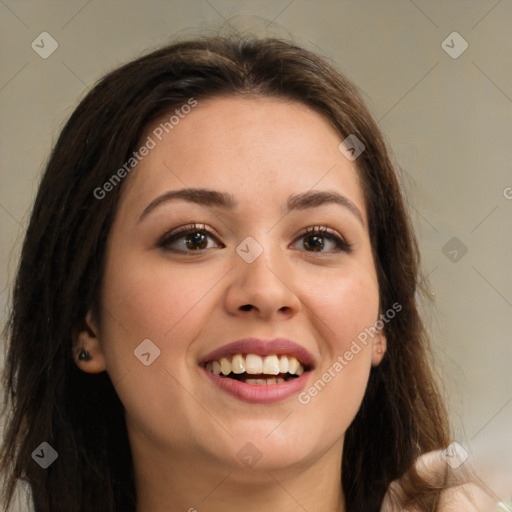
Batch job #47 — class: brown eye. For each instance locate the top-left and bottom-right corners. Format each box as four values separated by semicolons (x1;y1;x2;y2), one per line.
293;226;352;253
303;233;326;252
159;224;223;252
183;231;209;250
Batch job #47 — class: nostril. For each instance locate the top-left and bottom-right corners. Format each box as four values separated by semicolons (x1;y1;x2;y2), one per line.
240;304;253;311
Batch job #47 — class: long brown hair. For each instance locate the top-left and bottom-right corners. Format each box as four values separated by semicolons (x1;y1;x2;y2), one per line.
1;35;449;511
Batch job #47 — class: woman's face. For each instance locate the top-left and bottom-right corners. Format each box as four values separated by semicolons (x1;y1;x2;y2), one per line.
79;96;386;474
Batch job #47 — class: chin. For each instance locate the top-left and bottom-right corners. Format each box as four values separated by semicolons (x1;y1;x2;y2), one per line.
213;428;329;473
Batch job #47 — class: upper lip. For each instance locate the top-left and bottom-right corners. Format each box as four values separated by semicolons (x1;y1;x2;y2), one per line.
199;338;315;368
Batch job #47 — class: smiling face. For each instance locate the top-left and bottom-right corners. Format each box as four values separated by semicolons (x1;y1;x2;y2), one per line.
76;96;386;480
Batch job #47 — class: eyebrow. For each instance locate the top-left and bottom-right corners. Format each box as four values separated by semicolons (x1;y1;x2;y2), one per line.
138;187;365;226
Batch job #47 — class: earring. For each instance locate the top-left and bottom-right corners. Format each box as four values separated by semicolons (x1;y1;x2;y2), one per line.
78;347;92;361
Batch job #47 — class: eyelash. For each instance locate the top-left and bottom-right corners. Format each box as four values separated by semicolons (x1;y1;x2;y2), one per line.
158;223;352;254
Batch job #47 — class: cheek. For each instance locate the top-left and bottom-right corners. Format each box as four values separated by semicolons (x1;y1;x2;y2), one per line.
96;256;222;441
306;262;380;356
97;251;228;383
295;262;380;428
101;255;220;340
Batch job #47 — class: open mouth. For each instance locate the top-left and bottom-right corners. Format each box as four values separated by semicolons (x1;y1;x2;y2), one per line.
203;354;311;385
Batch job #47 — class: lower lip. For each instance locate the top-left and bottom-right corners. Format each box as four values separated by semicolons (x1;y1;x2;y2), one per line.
201;368;310;404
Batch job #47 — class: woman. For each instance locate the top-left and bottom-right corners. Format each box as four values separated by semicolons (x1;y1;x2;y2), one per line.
0;35;497;511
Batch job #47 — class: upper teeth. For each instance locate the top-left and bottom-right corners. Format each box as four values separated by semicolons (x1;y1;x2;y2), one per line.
205;354;305;376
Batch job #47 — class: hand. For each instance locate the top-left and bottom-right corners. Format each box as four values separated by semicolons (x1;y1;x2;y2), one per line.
380;449;500;511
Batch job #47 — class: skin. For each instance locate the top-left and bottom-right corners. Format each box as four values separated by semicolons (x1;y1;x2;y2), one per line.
382;450;500;511
75;95;388;512
74;96;501;511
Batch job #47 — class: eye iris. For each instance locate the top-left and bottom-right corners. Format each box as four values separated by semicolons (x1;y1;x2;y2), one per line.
304;234;324;251
185;231;208;250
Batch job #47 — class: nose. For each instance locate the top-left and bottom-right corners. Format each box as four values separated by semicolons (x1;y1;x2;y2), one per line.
224;243;302;321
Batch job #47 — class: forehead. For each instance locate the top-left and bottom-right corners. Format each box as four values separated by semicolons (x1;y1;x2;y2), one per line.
119;95;367;223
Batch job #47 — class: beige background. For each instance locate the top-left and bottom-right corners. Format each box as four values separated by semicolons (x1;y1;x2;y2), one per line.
1;1;511;509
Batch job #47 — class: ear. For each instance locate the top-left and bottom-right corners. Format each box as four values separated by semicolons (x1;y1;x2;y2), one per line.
72;310;107;373
371;329;387;367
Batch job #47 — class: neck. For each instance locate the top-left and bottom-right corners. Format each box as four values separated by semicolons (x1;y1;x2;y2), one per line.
132;434;345;512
